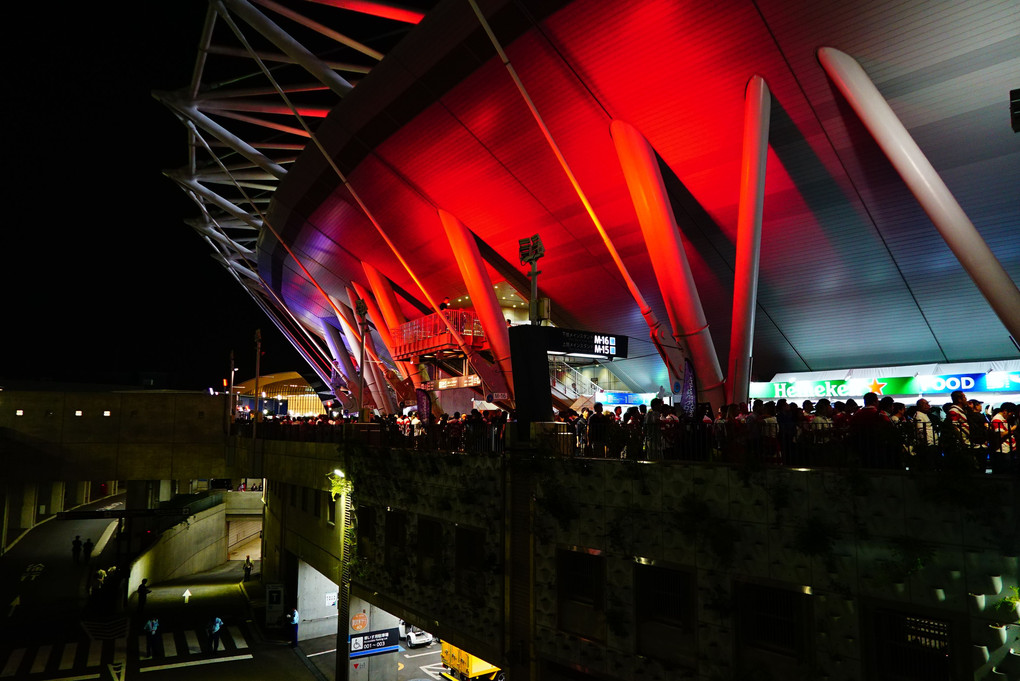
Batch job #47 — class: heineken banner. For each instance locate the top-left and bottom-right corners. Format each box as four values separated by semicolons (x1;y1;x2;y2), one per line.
749;371;1020;400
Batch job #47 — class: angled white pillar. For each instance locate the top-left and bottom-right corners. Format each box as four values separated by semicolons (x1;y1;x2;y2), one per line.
727;75;771;405
361;264;431;391
154;93;287;179
218;0;354;96
819;47;1020;343
331;295;389;413
319;318;355;387
347;287;397;414
438;209;515;400
611;120;726;408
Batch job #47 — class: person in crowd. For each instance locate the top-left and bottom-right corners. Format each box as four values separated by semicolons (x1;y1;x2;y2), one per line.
207;616;224;651
990;402;1017;471
82;537;95;563
849;392;896;467
587;403;610;458
143;618;159;657
575;407;590;454
644;398;663;460
944;390;971;447
136;579;152;617
72;536;83;564
243;555;254;582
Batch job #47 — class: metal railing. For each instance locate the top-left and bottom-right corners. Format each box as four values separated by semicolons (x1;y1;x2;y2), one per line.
232;419;1018;473
549;359;601;399
392;309;486;347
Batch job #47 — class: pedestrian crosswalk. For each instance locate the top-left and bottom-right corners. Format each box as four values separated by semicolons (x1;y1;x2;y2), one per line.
0;624;251;678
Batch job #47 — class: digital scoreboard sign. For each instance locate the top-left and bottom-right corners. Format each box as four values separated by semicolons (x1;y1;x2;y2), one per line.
545;327;628;359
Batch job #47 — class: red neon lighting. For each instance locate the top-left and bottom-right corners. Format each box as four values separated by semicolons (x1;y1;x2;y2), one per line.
307;0;424;24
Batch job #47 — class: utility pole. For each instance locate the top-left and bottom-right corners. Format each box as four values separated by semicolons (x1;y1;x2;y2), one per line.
253;329;262;442
355;298;369;422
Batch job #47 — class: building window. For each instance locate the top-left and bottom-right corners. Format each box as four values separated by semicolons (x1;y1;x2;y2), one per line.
417;517;444;585
289;484;296;508
326;495;336;526
455;526;485;601
735;582;810;659
313;491;322;518
557;549;606;641
301;487;309;513
872;608;953;680
635;563;695;662
384;510;407;573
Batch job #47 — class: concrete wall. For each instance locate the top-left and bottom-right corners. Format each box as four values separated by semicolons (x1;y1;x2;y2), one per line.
297;559;340;640
128;503;228;594
348;596;401;681
0;391;230;481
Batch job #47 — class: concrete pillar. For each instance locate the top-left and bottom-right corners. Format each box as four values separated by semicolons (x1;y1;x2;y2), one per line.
125;481;151;510
20;483;38;529
70;481;89;507
158;480;174;503
49;481;66;515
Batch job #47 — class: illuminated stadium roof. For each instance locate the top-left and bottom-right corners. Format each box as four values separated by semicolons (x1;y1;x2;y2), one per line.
160;0;1020;402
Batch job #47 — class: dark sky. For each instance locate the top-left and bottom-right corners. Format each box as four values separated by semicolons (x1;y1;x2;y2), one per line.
2;2;303;390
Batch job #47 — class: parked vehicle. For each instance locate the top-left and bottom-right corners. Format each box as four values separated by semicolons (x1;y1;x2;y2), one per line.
441;641;503;680
406;627;434;648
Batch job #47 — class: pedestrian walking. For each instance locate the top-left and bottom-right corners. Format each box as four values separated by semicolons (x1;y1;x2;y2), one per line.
243;556;253;582
82;538;94;562
142;618;159;657
286;608;299;646
136;579;152;616
71;536;83;564
207;616;224;651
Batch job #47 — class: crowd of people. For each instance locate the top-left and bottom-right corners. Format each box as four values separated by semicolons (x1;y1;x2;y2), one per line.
235;390;1018;472
558;390;1018;471
247;408;512;454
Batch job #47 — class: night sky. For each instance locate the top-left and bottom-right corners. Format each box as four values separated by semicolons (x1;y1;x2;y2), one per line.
2;3;303;390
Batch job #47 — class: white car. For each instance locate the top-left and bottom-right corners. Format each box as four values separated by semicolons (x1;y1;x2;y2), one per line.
406;628;434;648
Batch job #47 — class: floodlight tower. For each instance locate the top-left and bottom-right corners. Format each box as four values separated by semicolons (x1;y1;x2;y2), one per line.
518;234;544;325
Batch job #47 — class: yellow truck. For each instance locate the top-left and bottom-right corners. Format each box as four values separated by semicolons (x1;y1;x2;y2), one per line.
440;641;504;681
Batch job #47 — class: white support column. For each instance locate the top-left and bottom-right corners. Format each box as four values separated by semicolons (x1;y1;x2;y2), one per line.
612;120;726;408
346;288;397;413
320;318;356;388
218;0;354;97
438;209;515;400
818;47;1020;342
154;93;287;180
727;75;771;405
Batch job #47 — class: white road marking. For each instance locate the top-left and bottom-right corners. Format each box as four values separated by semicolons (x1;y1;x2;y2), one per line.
59;642;77;670
31;644;51;673
306;649;336;658
87;640;102;667
45;675;99;681
228;625;247;649
1;648;24;677
405;650;441;658
140;654;253;672
162;632;177;657
184;630;201;654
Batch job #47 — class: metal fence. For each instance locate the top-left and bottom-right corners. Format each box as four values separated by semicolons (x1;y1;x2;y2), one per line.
233;418;1017;473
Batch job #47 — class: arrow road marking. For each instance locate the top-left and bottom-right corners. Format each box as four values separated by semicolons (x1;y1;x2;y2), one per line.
182;589;192;604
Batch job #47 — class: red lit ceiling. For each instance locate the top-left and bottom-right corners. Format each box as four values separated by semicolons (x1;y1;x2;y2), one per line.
265;0;1020;391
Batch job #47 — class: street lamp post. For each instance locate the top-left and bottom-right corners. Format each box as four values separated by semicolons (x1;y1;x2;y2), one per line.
518;234;544;325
